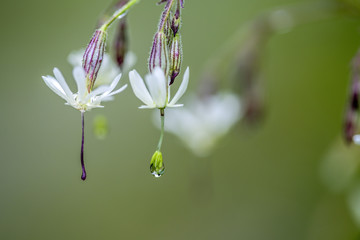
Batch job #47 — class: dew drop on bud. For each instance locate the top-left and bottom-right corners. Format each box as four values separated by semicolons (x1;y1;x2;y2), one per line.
149;150;165;178
150;162;165;178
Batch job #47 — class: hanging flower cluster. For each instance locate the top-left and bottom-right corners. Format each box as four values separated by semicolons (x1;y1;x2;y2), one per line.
42;0;190;180
42;0;139;180
129;0;189;177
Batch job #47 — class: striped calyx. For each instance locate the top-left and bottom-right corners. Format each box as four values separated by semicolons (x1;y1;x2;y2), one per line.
148;31;170;76
169;33;182;85
83;28;107;92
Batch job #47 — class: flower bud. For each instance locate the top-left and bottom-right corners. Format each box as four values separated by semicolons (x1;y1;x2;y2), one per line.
114;18;128;70
344;50;360;144
83;28;107;92
344;79;359;143
150;150;165;177
148;31;170;76
169;33;182;85
164;17;173;47
171;7;181;35
345;110;357;144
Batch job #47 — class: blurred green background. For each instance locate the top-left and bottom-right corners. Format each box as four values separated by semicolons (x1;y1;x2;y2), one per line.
1;0;360;239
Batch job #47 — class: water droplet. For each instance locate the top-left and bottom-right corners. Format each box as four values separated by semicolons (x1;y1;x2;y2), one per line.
150;163;165;178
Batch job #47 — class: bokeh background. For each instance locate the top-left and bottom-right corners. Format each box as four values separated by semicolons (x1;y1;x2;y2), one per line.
1;0;360;239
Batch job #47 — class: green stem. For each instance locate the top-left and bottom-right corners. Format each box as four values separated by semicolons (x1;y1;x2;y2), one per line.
102;0;139;30
157;109;165;151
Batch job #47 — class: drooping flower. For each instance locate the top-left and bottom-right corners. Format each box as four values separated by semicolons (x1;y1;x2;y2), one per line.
42;66;127;112
157;92;242;156
129;66;189;109
42;66;127;181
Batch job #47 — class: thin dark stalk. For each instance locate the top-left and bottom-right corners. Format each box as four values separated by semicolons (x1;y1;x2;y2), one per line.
81;111;87;181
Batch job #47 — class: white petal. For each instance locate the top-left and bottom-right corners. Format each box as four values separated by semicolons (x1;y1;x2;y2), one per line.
139;105;156;109
105;84;127;98
42;76;68;101
67;49;84;67
88;86;111;98
101;73;122;96
169;67;189;106
353;135;360;145
73;66;86;98
167;104;184;108
101;96;115;102
129;70;154;106
145;68;166;108
121;52;137;73
53;68;74;100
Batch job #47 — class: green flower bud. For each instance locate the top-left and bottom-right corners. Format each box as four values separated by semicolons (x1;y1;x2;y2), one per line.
150;151;165;178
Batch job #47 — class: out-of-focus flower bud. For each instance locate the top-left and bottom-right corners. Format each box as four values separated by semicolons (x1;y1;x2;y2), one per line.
93;114;109;140
148;31;170;76
344;49;360;144
98;0;128;27
83;28;107;92
345;110;357;144
150;150;165;177
114;18;128;70
344;79;359;144
169;33;182;85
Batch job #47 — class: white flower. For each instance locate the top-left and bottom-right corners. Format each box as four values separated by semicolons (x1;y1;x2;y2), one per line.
129;67;189;109
353;135;360;145
156;92;242;156
42;66;127;111
67;49;136;88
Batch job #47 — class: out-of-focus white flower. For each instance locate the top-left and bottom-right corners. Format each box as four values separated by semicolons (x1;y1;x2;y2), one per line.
320;137;360;193
67;49;136;88
129;66;189;109
156;92;242;157
353;135;360;145
348;182;360;228
42;66;127;112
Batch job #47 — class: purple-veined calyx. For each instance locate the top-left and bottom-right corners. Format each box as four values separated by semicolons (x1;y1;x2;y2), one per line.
83;27;107;93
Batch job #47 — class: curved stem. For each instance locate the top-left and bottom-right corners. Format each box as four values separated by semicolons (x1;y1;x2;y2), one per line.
157;109;165;151
102;0;139;30
81;111;87;181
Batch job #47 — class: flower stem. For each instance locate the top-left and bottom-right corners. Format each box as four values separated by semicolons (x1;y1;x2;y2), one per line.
102;0;139;30
157;109;165;151
81;111;87;181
